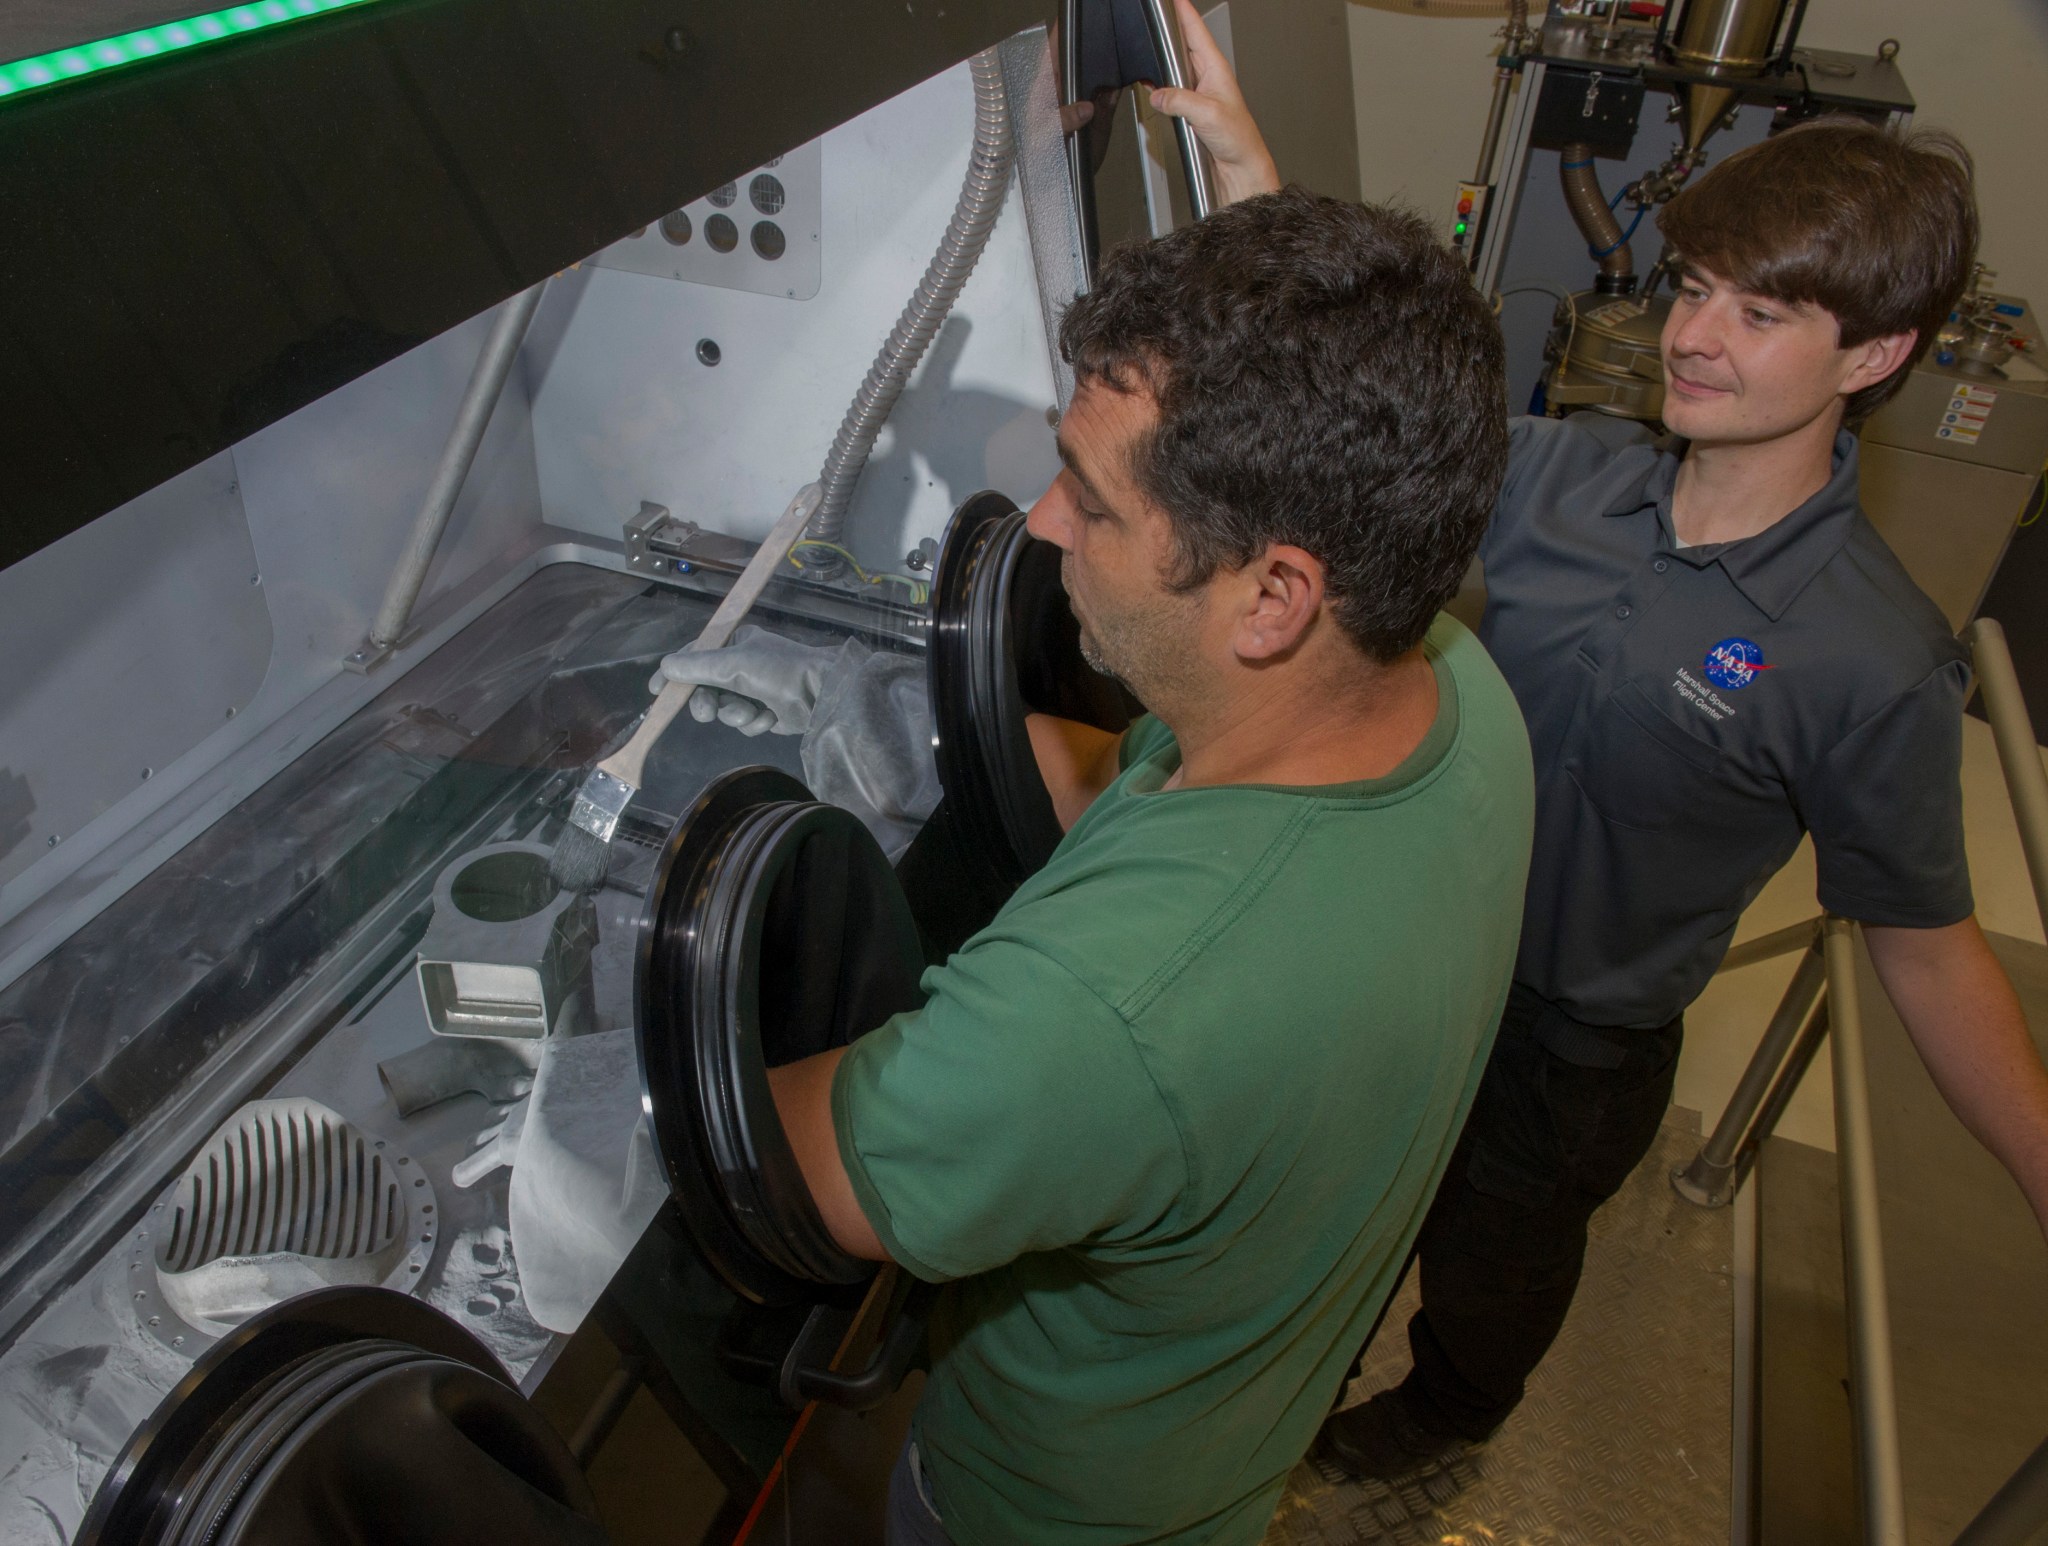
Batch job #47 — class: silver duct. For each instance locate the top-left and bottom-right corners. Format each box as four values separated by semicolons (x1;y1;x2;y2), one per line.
807;48;1015;560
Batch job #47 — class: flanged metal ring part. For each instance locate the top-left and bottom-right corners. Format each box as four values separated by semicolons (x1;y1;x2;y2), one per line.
128;1101;437;1356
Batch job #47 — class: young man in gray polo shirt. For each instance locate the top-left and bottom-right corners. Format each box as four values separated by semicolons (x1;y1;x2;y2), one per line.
1158;7;2048;1481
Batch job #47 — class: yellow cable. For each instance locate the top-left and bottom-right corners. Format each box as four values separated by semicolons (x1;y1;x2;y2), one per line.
788;540;929;604
2017;458;2048;529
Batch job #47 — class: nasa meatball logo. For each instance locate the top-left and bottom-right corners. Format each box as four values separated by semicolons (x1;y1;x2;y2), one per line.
1703;637;1773;690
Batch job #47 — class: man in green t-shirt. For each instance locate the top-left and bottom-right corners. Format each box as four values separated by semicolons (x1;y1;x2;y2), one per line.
666;190;1535;1543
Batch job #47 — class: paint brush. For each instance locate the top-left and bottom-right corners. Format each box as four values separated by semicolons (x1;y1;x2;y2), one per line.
549;483;823;894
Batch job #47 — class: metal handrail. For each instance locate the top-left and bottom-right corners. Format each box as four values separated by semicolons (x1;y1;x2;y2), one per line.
1717;916;1828;975
1965;618;2048;940
1682;619;2048;1543
1824;914;1909;1546
1673;925;1824;1206
1949;618;2048;1544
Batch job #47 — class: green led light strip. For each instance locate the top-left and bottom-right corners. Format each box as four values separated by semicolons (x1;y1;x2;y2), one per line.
0;0;384;103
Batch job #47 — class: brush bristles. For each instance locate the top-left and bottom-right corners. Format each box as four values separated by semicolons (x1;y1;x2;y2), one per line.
549;824;613;894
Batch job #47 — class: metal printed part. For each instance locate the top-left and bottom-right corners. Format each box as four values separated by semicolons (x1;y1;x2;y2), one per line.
416;841;597;1039
132;1099;437;1350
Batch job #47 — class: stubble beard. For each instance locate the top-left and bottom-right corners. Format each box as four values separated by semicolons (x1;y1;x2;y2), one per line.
1065;563;1202;713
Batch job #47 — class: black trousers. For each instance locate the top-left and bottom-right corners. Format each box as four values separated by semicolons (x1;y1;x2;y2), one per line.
1395;982;1683;1441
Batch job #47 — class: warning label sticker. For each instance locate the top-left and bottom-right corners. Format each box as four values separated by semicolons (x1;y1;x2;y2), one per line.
1937;384;1998;445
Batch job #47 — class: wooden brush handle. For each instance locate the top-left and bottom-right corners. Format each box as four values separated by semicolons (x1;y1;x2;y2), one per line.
692;482;824;652
593;483;824;792
595;679;700;790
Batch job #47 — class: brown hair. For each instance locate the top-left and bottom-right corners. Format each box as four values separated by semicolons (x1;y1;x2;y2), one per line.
1060;189;1506;662
1656;116;1978;422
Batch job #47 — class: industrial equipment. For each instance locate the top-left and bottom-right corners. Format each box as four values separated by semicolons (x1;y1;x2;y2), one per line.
1445;1;2044;633
1453;0;1911;416
0;0;1209;1537
1859;277;2048;629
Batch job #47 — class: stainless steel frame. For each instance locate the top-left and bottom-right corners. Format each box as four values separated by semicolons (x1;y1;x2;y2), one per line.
1824;911;1909;1546
1682;614;2048;1543
361;283;550;664
1670;924;1823;1208
1471;58;1545;297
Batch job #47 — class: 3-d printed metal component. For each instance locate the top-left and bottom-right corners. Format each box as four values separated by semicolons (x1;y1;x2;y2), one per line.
130;1098;437;1349
416;842;596;1040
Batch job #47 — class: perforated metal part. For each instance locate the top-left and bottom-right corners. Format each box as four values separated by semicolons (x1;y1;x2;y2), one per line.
130;1099;437;1352
590;138;822;300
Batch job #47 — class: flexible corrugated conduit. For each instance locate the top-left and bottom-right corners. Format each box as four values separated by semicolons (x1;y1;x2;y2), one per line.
1559;141;1636;292
806;47;1014;561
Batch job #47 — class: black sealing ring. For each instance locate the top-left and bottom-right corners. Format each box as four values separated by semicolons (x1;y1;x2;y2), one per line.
637;767;815;1305
79;1288;594;1546
636;768;926;1303
696;801;923;1285
929;491;1138;902
929;493;1066;897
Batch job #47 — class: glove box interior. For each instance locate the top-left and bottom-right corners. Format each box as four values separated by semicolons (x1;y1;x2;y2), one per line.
1;476;1128;1541
0;11;1154;1539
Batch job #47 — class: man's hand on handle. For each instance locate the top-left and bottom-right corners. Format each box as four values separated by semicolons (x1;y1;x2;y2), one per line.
1144;0;1281;204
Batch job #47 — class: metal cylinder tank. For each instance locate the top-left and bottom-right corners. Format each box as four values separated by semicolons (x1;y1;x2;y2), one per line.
1670;0;1792;75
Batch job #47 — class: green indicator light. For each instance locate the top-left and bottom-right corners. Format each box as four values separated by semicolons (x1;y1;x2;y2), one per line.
1455;221;1468;235
0;0;385;105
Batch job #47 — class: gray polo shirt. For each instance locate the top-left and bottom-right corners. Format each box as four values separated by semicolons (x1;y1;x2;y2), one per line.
1480;414;1972;1031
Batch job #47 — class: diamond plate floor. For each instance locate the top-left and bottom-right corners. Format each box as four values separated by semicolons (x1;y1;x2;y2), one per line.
1263;1116;1733;1546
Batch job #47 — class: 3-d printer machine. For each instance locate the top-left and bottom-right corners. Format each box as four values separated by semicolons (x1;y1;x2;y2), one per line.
0;0;1240;1538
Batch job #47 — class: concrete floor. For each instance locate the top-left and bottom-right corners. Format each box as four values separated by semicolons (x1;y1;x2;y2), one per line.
1265;1117;1734;1546
1673;713;2045;1154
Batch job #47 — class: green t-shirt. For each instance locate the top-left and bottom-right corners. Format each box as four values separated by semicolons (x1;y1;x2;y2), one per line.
832;614;1534;1544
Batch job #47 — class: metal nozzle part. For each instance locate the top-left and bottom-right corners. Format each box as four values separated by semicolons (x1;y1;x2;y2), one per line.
1677;81;1741;158
416;843;598;1041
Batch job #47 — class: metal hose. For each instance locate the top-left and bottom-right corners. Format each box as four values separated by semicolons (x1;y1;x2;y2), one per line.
808;48;1014;558
1559;141;1635;292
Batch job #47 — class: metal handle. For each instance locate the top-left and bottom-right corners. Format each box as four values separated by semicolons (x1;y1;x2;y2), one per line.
1139;0;1218;223
1061;0;1220;278
778;1271;936;1412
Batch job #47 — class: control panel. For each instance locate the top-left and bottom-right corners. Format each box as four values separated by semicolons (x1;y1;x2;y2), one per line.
1451;181;1492;267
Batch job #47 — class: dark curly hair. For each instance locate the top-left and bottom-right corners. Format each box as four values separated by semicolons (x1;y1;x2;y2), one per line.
1057;187;1508;663
1658;117;1978;423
